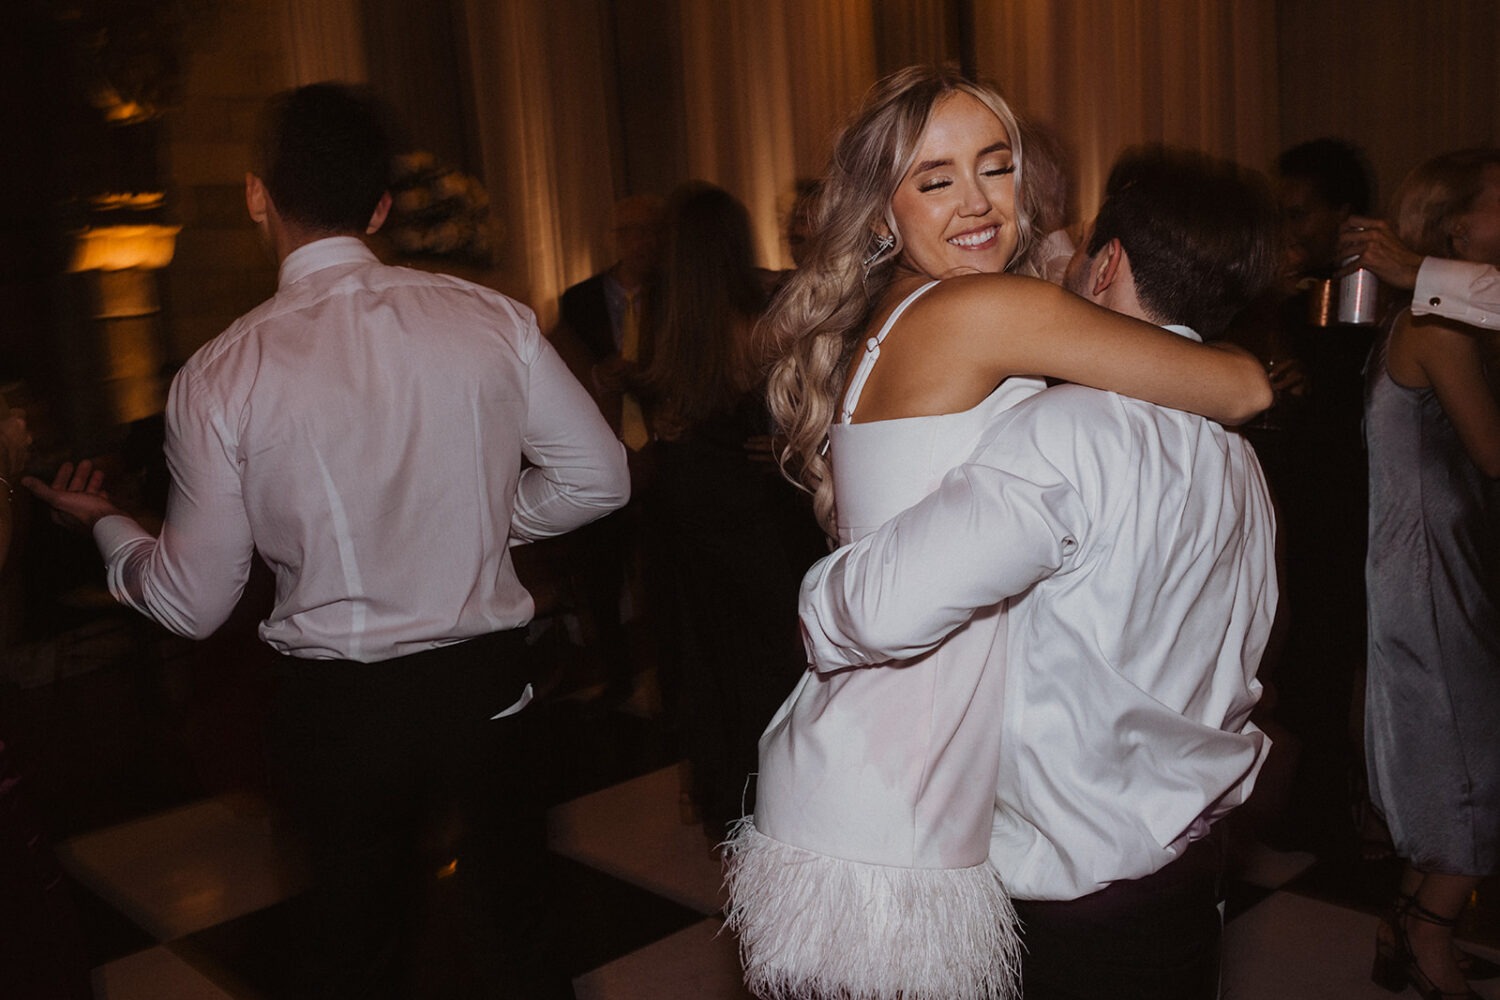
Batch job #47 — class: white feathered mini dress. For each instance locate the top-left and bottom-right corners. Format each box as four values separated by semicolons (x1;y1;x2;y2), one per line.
724;281;1044;1000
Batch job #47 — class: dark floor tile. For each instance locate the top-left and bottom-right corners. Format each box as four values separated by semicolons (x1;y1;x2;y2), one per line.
541;852;708;977
1223;877;1277;923
531;698;678;806
170;851;705;999
167;895;303;999
1283;854;1404;915
67;872;157;967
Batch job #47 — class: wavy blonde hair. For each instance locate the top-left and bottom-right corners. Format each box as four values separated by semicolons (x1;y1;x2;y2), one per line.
763;65;1035;536
1391;147;1500;260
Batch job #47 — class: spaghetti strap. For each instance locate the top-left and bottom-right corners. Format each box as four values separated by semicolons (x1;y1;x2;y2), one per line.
839;280;941;424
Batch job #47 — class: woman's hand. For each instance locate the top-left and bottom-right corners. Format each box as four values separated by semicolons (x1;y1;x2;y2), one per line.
1337;216;1424;290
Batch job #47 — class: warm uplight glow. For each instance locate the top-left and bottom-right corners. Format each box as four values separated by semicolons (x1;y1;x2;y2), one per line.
436;858;459;879
69;225;182;272
92;192;168;212
90;85;156;126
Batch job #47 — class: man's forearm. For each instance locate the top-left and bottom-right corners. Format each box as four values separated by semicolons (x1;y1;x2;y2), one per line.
512;335;631;541
94;505;253;641
799;463;1081;671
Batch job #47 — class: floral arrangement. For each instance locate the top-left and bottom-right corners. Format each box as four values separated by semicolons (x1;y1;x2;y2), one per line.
384;152;500;265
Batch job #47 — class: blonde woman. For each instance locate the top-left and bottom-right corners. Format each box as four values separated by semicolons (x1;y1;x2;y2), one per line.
1362;149;1500;1000
724;66;1272;1000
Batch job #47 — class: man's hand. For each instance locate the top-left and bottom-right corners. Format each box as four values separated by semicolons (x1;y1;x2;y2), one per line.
1268;357;1309;399
1337;216;1424;290
22;460;124;532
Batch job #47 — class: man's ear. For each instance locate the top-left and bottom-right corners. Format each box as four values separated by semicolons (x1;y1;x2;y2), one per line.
1090;238;1126;297
366;191;392;235
245;173;269;224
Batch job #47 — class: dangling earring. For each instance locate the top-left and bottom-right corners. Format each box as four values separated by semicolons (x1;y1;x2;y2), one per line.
861;232;895;276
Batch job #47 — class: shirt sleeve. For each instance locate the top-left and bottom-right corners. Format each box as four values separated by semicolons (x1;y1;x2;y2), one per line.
799;439;1088;672
1412;257;1500;329
511;318;630;541
94;368;256;640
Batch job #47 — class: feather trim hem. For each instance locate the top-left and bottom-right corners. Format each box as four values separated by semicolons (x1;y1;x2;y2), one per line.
722;818;1021;1000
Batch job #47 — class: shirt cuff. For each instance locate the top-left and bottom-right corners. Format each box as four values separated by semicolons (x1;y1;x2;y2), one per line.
798;555;884;673
93;513;153;561
1413;257;1496;327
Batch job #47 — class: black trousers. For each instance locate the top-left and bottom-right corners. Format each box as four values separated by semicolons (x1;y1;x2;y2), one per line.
267;630;571;1000
1014;830;1225;1000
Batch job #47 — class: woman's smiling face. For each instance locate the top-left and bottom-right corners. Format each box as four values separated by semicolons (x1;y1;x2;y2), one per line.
888;91;1020;279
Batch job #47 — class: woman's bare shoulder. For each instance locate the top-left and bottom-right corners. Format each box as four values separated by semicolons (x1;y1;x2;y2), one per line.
914;272;1063;322
893;272;1065;353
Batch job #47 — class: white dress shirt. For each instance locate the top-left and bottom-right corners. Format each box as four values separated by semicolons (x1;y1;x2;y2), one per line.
1412;257;1499;329
801;327;1277;900
93;237;629;662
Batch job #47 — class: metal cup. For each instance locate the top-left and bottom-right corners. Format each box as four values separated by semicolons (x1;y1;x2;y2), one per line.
1338;258;1379;325
1306;278;1336;327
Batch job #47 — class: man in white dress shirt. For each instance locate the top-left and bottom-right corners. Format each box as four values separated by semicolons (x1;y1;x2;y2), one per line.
798;148;1280;999
27;84;628;999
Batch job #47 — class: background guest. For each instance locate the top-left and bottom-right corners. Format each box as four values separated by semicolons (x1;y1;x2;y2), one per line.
784;178;822;270
1364;147;1500;1000
1235;137;1382;859
636;181;815;840
1020;119;1078;284
551;194;666;707
0;403;89;1000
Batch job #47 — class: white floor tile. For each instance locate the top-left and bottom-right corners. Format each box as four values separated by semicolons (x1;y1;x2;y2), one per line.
57;793;305;941
92;947;237;1000
573;918;753;1000
548;765;726;915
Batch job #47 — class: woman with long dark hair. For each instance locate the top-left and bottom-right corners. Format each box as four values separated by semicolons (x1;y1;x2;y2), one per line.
638;181;817;839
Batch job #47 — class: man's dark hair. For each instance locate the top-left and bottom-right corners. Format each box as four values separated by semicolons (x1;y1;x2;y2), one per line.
1276;137;1372;214
257;83;392;232
1086;145;1279;339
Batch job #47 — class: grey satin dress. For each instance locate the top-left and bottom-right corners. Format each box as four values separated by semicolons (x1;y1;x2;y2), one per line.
1364;328;1500;875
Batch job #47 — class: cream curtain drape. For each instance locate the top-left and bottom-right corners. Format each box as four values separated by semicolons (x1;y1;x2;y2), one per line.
1277;0;1500;211
467;0;879;313
678;1;878;268
260;1;1497;337
278;0;368;86
679;0;800;268
472;0;1280;303
456;0;618;328
973;0;1279;222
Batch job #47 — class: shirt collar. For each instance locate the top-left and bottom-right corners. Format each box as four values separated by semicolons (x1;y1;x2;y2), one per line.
1162;323;1202;343
279;236;379;288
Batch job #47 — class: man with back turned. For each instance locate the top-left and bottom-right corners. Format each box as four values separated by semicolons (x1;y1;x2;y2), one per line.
27;83;628;999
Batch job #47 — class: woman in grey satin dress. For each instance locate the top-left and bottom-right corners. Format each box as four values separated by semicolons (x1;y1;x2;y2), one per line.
1362;148;1500;1000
